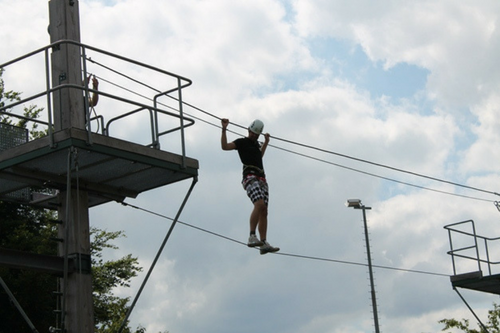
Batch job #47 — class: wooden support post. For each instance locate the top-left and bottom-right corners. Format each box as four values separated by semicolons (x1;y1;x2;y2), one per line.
49;0;94;332
58;189;94;333
48;0;85;131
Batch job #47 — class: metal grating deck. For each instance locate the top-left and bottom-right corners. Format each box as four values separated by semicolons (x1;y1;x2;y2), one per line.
0;127;198;208
451;271;500;295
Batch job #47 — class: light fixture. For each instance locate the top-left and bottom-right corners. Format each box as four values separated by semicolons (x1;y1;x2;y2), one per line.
345;199;362;208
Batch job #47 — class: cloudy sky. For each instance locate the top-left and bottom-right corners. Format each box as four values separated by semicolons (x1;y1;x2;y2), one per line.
3;0;500;332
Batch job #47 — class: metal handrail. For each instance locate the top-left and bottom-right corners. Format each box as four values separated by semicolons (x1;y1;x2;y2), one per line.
0;40;193;163
444;219;500;276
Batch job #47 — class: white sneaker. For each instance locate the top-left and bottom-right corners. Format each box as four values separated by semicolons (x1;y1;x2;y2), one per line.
260;241;280;255
247;234;264;247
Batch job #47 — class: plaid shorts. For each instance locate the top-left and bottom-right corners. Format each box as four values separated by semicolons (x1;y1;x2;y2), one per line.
242;175;269;206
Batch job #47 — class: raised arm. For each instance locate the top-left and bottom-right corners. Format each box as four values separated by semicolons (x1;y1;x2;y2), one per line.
261;133;270;157
221;118;237;150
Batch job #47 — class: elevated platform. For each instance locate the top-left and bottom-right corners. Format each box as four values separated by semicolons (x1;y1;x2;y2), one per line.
0;127;199;208
445;220;500;296
451;271;500;295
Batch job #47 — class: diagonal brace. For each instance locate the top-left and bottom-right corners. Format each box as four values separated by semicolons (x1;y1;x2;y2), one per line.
454;287;490;333
118;176;198;333
0;277;39;333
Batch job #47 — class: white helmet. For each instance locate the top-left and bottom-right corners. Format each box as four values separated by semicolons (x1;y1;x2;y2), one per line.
248;119;264;135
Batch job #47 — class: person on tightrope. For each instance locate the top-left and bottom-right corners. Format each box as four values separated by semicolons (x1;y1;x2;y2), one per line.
221;118;280;255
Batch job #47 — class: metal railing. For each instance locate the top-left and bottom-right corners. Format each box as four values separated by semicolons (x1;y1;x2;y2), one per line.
0;40;194;165
444;219;500;276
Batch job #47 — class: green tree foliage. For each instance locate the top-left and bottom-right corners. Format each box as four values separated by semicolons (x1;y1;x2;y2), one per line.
92;228;143;333
0;68;45;139
440;303;500;333
0;202;58;332
0;68;21;110
0;202;146;332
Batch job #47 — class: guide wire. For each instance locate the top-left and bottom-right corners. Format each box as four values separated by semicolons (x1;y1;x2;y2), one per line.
167;94;500;201
270;134;500;198
269;144;493;202
86;57;499;202
120;200;449;278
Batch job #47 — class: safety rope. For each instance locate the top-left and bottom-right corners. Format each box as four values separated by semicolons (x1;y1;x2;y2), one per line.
85;55;500;202
60;147;75;331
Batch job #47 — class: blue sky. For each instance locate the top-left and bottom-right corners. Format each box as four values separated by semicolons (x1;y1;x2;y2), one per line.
309;38;430;99
2;1;500;333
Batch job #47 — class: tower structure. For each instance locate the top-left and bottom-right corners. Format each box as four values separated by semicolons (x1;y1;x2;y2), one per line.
0;1;199;332
49;1;93;331
444;219;500;331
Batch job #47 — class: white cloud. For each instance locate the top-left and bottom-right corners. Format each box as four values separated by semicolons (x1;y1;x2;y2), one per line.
3;0;500;332
80;0;316;105
293;0;500;109
465;93;500;172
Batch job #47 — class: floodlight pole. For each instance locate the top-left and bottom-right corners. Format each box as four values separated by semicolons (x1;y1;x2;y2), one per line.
348;200;380;333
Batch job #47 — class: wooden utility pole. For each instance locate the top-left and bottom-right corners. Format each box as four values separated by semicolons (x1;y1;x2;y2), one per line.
49;0;85;131
48;0;94;332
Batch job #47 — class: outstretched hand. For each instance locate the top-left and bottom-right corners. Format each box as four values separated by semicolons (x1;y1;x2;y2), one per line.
264;133;270;143
91;76;98;89
87;75;99;89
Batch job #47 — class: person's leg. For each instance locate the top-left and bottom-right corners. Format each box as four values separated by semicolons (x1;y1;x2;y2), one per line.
256;181;278;254
246;179;264;234
245;178;276;252
249;201;259;234
251;199;267;240
247;201;265;247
